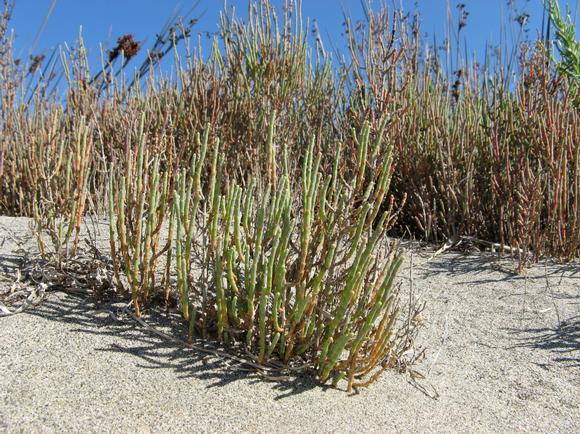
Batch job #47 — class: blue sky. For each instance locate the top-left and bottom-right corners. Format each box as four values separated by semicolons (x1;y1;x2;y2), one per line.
6;0;579;74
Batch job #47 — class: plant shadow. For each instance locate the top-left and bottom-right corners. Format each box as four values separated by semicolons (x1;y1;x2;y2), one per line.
504;315;580;368
26;291;328;399
0;253;23;275
413;250;580;286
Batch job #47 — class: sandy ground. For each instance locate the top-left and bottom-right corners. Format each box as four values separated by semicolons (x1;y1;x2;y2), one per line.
0;215;578;433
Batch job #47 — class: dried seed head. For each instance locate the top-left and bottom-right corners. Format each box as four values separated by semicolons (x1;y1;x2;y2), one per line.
28;54;45;74
108;34;141;63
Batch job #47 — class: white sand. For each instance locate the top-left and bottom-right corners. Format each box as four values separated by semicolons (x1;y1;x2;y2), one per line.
0;216;578;433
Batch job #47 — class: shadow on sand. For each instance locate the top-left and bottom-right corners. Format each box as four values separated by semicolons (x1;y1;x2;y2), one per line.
504;315;580;368
413;251;580;285
25;291;331;400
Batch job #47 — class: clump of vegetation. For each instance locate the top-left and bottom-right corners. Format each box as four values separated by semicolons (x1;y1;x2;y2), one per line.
0;0;578;389
107;111;410;390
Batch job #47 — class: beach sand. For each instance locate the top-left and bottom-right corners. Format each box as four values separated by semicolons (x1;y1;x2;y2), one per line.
0;215;578;433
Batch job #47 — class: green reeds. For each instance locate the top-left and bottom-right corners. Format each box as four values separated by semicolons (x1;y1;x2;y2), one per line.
172;126;209;321
166;121;406;389
108;114;173;316
543;0;579;105
30;116;93;258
